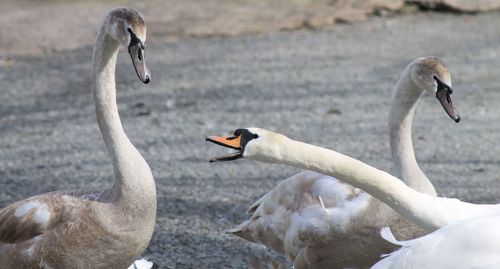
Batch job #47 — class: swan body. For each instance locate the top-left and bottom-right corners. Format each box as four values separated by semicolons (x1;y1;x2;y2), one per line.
0;8;155;269
209;57;459;268
372;216;500;269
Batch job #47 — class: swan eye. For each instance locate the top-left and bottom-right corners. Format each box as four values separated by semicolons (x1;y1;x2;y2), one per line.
232;129;259;148
127;28;142;47
433;75;439;83
433;76;452;94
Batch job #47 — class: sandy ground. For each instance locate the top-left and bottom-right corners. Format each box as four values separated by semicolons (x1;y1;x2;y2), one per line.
0;0;404;56
2;9;500;269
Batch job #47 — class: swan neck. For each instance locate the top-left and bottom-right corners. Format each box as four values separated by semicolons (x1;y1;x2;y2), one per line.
388;73;436;196
261;137;443;231
91;27;156;211
92;31;121;155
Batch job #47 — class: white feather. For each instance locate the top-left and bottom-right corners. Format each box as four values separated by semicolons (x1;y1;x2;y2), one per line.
379;227;404;247
128;258;155;269
15;200;50;227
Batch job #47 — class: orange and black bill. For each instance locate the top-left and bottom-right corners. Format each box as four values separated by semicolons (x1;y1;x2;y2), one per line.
206;134;244;162
206;129;258;162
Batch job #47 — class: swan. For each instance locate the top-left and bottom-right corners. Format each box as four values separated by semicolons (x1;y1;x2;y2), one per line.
0;8;156;269
207;128;500;252
207;57;460;268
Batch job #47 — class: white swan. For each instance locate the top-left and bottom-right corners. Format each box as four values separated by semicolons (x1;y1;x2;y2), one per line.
208;127;500;231
207;57;460;268
0;8;156;269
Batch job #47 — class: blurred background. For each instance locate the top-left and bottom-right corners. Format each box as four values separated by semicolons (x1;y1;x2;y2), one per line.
1;0;500;268
2;0;499;56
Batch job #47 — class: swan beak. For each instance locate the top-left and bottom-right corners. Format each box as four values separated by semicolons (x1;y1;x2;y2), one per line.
128;43;151;84
206;135;244;162
436;87;460;123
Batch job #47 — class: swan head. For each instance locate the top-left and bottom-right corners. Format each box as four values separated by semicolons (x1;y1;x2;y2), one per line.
410;57;459;122
207;128;287;162
105;8;150;84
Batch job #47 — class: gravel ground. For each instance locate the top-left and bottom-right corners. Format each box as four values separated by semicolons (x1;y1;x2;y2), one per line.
2;11;500;268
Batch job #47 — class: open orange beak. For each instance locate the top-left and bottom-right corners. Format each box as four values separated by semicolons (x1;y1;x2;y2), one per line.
206;135;242;150
207;129;259;162
206;134;244;162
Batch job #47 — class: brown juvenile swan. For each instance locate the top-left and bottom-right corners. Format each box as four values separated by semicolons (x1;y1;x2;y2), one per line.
0;8;156;269
207;57;460;268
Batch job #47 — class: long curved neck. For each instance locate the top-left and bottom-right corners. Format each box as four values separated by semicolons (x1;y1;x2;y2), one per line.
388;69;436;196
252;134;500;232
256;136;456;231
91;26;156;212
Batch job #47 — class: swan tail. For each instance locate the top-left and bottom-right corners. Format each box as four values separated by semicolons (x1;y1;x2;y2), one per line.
225;219;250;237
226;218;267;245
246;195;266;215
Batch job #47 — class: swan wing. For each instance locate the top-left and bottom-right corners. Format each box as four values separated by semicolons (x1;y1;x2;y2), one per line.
373;215;500;269
228;170;369;256
0;190;99;244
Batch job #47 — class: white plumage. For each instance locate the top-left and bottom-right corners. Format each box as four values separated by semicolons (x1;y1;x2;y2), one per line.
373;215;500;269
128;258;157;269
